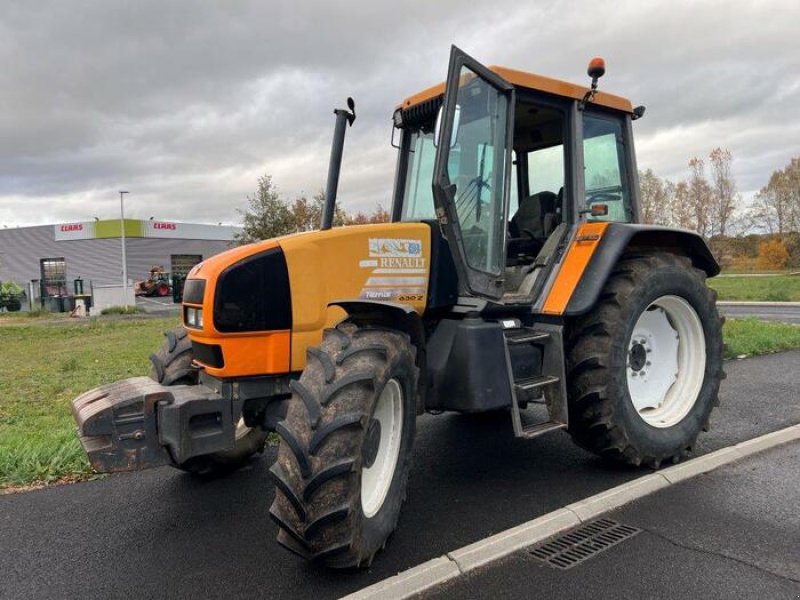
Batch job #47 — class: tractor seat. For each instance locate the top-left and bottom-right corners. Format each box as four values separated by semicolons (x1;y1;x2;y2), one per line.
507;191;558;264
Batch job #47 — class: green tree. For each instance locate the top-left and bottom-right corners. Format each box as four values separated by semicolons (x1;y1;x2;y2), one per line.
752;157;800;235
235;175;294;244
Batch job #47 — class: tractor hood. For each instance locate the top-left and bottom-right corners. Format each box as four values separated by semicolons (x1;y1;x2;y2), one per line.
182;222;432;377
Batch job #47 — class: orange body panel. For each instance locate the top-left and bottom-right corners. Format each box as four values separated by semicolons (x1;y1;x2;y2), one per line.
279;223;431;370
183;223;432;379
398;65;633;114
190;330;291;378
541;222;609;315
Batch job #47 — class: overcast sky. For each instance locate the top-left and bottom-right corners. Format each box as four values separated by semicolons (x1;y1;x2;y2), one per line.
1;0;798;227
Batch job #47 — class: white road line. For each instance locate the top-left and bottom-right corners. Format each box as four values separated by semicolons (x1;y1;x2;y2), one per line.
717;301;800;307
137;296;173;306
341;423;800;600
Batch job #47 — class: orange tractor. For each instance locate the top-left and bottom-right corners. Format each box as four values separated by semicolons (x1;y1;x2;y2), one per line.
72;47;723;568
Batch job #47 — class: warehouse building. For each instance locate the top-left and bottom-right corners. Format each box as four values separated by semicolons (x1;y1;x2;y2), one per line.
0;219;238;304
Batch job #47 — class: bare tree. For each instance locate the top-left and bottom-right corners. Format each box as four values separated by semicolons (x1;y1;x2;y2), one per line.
669;180;695;231
708;148;737;236
688;157;713;237
638;169;667;225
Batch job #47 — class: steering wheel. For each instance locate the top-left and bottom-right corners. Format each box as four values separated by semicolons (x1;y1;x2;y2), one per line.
586;190;621;204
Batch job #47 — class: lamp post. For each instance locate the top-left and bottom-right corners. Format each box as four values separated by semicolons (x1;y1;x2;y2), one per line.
119;190;129;307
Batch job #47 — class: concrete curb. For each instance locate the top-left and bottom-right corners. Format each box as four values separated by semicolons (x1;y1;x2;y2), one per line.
340;424;800;600
342;557;460;600
565;474;669;522
658;447;741;485
447;509;580;573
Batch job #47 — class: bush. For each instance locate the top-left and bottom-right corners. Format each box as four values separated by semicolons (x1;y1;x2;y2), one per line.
100;305;143;315
783;232;800;269
756;239;791;271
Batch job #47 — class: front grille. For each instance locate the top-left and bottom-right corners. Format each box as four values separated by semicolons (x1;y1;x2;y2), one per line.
213;247;292;333
192;342;224;368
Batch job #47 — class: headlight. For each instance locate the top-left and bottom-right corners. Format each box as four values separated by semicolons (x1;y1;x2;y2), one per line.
185;306;204;329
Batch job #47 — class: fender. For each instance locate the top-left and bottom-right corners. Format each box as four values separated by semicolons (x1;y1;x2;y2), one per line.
328;299;427;414
564;223;720;316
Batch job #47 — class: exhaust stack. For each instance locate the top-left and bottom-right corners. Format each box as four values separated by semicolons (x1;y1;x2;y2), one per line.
321;97;356;230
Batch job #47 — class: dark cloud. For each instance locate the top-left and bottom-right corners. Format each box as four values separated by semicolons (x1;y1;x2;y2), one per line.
1;0;798;226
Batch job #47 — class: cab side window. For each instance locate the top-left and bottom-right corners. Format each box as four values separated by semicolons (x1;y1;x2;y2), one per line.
583;113;633;223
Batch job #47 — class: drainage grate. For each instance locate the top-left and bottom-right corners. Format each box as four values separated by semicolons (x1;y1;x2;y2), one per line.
529;518;641;570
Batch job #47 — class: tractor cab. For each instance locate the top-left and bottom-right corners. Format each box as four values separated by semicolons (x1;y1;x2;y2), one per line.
391;47;642;302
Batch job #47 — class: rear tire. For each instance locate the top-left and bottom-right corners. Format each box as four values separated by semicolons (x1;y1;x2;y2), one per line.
269;323;418;568
149;326;268;477
566;253;724;468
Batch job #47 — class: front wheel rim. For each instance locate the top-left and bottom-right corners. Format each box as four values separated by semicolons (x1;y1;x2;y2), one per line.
361;378;404;518
626;295;706;428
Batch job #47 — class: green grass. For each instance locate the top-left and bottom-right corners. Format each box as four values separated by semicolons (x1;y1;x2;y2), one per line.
100;305;144;315
709;275;800;302
1;314;799;491
0;316;178;490
722;318;800;359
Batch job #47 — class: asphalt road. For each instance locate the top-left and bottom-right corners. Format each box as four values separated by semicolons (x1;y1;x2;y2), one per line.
717;302;800;324
423;443;800;600
135;295;180;314
1;351;799;600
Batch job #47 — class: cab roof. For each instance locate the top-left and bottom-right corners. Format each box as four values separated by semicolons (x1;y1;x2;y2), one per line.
398;65;633;114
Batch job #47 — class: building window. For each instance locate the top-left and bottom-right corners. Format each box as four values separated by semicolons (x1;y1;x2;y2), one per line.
40;257;67;297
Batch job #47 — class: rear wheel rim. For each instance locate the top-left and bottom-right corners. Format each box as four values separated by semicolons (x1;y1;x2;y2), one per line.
626;295;706;428
361;378;403;518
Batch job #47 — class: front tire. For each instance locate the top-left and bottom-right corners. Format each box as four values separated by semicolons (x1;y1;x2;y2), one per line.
149;326;268;477
566;253;724;468
269;323;418;568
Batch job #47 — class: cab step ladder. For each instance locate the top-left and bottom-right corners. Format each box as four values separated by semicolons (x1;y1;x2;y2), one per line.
502;322;568;439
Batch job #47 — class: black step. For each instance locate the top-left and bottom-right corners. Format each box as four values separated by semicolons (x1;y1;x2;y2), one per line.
504;328;551;345
518;421;567;439
514;375;560;393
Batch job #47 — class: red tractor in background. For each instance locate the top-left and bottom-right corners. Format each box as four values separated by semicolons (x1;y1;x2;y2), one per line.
135;266;171;297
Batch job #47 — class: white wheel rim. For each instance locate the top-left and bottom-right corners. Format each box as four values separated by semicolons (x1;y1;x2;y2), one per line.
626;295;706;428
361;378;404;518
